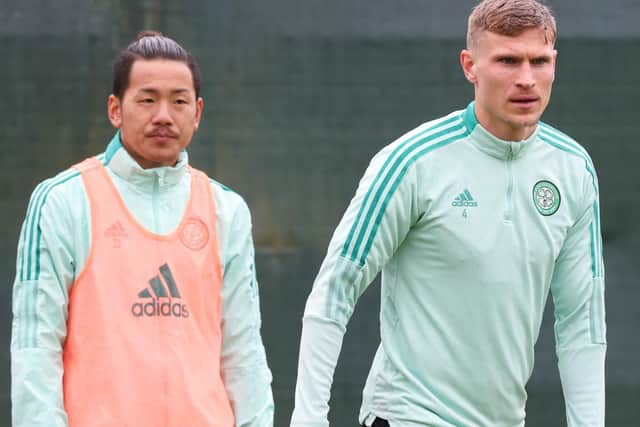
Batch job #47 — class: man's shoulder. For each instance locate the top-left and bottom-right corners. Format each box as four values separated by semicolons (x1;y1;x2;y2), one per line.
396;108;468;146
537;121;594;164
203;175;250;217
206;176;237;196
375;108;469;166
28;154;107;210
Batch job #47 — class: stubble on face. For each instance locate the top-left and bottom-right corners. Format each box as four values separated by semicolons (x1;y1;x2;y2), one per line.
108;59;203;169
462;27;557;141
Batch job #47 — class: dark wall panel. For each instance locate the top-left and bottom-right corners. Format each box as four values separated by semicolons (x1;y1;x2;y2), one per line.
1;1;638;426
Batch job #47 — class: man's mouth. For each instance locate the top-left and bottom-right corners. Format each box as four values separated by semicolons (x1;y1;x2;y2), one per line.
146;129;178;139
510;96;539;104
509;97;539;109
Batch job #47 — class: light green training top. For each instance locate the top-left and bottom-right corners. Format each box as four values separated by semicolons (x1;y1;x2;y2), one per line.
11;133;274;427
291;102;606;427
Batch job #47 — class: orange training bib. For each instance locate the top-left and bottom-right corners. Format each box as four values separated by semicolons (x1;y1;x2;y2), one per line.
63;157;234;427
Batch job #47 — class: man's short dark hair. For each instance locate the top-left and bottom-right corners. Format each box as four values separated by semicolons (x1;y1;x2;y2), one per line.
112;30;201;99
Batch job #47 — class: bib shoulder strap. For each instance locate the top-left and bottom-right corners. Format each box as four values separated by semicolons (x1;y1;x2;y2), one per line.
72;156;103;173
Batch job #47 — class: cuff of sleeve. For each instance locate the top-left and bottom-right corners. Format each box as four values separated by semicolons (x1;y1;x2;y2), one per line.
223;361;274;426
290;316;345;427
11;347;68;427
557;344;606;427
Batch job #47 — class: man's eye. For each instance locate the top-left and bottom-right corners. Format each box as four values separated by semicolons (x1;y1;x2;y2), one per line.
499;57;517;64
139;98;154;104
531;57;549;65
175;99;188;105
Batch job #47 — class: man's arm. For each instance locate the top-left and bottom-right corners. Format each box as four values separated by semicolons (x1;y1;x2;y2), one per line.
219;195;274;426
11;179;85;427
290;141;422;426
550;166;606;427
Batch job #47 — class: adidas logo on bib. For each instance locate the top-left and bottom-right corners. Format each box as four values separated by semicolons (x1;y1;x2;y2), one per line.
131;263;190;318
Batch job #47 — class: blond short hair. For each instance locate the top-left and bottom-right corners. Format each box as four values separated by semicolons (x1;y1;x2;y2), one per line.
466;0;557;48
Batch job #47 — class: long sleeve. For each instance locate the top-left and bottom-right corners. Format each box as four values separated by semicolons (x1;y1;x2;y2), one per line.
550;167;606;427
219;195;274;426
11;175;89;427
11;143;275;426
291;141;421;426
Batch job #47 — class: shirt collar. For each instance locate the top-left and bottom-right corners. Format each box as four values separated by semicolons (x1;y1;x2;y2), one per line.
104;131;189;188
463;101;537;160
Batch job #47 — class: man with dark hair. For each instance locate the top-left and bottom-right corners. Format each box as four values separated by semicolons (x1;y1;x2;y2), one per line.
11;31;273;427
290;0;605;426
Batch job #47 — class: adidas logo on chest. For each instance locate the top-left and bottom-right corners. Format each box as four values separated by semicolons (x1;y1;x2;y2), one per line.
451;189;478;207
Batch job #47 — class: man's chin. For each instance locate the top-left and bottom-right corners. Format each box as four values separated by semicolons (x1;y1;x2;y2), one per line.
149;156;180;168
135;152;181;169
508;113;541;129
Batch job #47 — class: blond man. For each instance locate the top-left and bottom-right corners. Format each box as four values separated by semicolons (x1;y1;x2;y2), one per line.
290;1;605;426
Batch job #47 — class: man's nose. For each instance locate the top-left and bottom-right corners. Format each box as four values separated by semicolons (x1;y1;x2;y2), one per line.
152;101;173;125
515;63;536;89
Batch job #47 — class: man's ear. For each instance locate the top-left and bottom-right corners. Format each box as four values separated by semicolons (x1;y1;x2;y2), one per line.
460;49;477;84
194;97;204;131
108;94;122;128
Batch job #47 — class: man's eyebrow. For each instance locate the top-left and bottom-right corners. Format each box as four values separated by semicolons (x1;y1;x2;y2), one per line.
492;51;521;57
492;52;553;60
136;88;191;95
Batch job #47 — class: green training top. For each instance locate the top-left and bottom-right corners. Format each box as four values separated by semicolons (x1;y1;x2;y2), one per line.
291;102;606;427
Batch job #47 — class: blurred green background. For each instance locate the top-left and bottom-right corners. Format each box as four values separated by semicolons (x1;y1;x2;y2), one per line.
1;0;638;425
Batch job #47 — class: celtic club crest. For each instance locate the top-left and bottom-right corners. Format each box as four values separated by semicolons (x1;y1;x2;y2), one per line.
179;218;209;250
532;180;561;216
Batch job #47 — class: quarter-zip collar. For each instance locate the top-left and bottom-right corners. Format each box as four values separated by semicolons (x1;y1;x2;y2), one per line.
103;131;189;191
462;101;537;160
